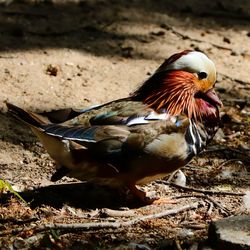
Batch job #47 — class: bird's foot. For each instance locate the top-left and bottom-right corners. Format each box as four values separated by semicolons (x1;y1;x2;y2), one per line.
128;184;177;205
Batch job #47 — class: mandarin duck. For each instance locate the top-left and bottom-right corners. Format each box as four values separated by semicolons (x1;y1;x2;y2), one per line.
7;50;222;205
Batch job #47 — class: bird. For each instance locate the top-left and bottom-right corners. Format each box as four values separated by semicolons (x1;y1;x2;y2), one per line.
7;50;222;205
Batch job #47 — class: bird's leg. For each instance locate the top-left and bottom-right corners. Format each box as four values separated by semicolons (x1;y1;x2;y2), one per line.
128;184;177;205
51;165;70;182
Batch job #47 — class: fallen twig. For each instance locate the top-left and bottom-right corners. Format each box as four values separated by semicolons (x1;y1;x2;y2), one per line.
217;159;244;169
0;203;198;236
161;24;240;53
172;194;231;215
100;208;135;218
180;222;206;230
58;207;137;220
207;200;214;215
205;196;231;215
157;180;245;196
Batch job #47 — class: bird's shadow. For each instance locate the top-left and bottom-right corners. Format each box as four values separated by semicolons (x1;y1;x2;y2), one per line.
17;182;137;210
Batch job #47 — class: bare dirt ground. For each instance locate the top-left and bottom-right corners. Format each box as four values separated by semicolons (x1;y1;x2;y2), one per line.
0;0;249;249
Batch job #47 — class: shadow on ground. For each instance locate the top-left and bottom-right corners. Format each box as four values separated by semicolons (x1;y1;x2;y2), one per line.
0;112;36;145
6;182;135;209
0;0;249;59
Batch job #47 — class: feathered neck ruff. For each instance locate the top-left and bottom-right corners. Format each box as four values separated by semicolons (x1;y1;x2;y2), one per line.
131;70;219;124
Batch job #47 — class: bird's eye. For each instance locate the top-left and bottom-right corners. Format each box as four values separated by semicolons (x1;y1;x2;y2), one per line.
198;72;207;80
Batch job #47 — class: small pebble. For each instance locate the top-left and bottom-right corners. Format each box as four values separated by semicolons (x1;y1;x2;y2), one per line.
223;37;231;44
46;64;60;76
173;170;186;187
13;237;27;249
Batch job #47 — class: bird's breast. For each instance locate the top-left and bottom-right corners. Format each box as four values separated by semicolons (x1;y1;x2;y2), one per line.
185;120;209;159
145;133;188;160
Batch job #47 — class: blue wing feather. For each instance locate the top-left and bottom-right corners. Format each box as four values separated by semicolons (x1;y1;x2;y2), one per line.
43;124;98;143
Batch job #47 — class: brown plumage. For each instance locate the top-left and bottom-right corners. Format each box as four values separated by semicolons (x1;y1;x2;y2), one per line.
7;50;222;205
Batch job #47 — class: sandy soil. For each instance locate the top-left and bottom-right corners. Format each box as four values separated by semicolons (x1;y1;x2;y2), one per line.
0;0;249;249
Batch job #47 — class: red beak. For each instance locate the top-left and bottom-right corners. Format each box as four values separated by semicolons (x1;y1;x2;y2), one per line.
195;89;223;107
205;89;223;107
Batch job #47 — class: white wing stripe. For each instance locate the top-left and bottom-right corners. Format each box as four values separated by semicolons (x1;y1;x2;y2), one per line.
127;117;150;126
145;112;169;120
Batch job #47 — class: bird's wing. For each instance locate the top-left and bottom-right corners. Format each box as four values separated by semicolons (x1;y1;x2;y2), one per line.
62;99;178;128
38;97;174;128
42;123;130;148
39;97;131;123
7;101;189;163
7;102;129;160
41;123;149;171
43;100;187;161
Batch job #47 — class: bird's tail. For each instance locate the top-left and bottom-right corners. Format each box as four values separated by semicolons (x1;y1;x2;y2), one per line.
6;103;45;128
41;108;79;123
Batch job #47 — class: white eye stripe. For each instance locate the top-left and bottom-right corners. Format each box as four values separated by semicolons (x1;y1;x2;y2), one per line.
164;51;216;78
